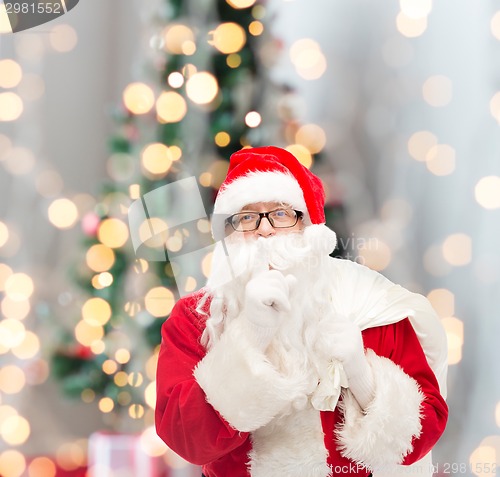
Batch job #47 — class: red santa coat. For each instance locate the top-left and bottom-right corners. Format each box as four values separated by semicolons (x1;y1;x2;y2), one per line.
155;281;448;477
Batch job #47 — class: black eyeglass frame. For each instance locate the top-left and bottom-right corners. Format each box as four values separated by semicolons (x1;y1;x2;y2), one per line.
226;209;304;232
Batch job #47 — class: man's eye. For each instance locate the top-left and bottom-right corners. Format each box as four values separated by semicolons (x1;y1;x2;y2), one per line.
241;214;256;222
273;209;289;217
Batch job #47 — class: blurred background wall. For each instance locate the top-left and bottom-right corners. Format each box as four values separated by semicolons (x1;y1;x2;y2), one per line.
1;0;499;475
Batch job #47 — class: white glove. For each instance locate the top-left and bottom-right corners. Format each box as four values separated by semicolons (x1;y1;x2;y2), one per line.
315;315;374;410
243;269;296;350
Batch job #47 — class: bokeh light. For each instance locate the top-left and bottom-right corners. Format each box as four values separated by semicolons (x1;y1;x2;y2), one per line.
0;365;26;394
114;371;128;387
0;59;22;88
167;72;184;89
248;21;264;36
202;160;229;189
469;443;496;476
123;83;155;115
115;348;131;364
156;91;187;122
489;91;500;123
56;441;86;471
245;111;261;128
183;276;197;293
210;23;246;54
441;316;464;365
285;144;313;169
163;24;195;55
357;238;392;271
97;218;129;248
138;217;168;248
128;372;143;387
18;73;45;102
28;457;57;477
170;145;182;161
0;133;12;160
4;273;34;301
0;415;30;445
0;221;9;247
144;287;175;317
140;426;167;457
295;123;326;154
102;360;118;375
94;272;113;289
442;233;472;266
214;131;231;147
186;72;219;105
129;404;145;419
49;24;78;52
226;0;256;8
98;397;114;413
475;176;500;209
289;39;327;80
11;331;40;360
399;0;432;19
491;11;500;40
82;297;112;326
2;146;35;175
227;53;242;68
74;320;104;347
425;144;456;176
0;92;23;121
396;12;427;38
144;382;156;409
201;252;213;278
86;244;115;272
422;75;453;107
141;142;173;175
0;450;26;477
0;263;13;292
48;198;79;229
0;300;27;331
166;230;183;253
25;358;50;386
0;319;26;349
427;288;455;317
408;130;438;162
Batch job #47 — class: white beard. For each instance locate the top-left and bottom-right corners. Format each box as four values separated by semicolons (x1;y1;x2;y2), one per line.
200;224;338;350
198;225;339;477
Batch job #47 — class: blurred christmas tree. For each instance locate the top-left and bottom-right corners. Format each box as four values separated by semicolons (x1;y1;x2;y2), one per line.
50;0;345;430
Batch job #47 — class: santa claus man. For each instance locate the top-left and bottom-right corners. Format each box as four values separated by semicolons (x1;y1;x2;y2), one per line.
155;146;448;477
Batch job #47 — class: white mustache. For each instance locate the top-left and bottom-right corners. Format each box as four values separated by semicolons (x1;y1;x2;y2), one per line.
206;225;337;292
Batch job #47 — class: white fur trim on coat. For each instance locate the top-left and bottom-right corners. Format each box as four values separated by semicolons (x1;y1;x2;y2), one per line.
249;407;330;477
194;318;310;432
213;171;309;221
336;349;424;471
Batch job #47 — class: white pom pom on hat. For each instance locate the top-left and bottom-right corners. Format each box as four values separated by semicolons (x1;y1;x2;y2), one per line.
211;146;326;240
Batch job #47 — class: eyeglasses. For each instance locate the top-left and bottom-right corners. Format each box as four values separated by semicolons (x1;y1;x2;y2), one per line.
226;208;303;232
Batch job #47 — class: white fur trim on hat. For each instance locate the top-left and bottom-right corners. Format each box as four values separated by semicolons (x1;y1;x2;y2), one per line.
214;171;309;221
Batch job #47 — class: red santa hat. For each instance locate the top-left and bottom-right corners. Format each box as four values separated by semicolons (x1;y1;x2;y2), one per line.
212;146;326;239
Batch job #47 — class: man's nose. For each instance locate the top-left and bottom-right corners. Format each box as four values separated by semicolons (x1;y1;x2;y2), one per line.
255;216;275;237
